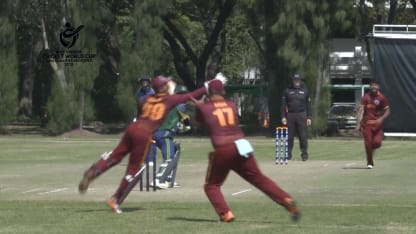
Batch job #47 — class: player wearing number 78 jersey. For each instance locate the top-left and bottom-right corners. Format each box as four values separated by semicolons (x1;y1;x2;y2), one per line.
78;75;209;214
193;79;300;222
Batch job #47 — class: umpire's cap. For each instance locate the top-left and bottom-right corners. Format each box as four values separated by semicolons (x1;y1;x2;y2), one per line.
292;73;302;79
151;75;171;91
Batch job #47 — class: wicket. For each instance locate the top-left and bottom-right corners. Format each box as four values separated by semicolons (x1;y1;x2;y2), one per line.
275;126;288;165
139;143;157;192
138;142;181;191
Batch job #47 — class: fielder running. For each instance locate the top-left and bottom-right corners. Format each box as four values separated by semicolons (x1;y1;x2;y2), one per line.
78;75;223;214
355;80;390;169
192;79;300;222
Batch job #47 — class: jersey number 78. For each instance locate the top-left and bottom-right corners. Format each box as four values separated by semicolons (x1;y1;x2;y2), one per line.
142;101;166;120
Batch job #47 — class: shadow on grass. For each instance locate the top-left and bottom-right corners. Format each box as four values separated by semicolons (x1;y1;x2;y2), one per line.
78;207;144;213
167;216;276;224
167;217;216;223
342;166;369;169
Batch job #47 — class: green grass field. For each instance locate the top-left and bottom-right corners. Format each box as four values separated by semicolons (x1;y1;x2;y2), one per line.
0;134;415;234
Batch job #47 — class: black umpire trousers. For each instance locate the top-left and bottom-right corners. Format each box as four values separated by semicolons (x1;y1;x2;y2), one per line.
286;112;308;160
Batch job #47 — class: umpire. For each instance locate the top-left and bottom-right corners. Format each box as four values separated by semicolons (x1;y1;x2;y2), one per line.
281;73;312;161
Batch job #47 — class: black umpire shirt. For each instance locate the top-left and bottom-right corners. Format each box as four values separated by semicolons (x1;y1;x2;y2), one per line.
281;85;312;118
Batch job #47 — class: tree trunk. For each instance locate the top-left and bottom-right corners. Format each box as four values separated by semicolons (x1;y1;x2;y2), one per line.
41;18;68;90
18;50;34;117
410;0;416;16
79;91;84;130
18;37;43;118
313;44;324;115
387;0;398;24
163;0;236;88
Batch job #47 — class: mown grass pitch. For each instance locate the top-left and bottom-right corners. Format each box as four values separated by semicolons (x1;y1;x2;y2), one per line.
0;135;415;234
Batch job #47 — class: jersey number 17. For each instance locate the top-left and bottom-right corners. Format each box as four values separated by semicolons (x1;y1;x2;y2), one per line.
212;107;235;127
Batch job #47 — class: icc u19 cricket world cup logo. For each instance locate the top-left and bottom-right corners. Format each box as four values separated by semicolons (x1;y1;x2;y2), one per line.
59;22;84;48
42;21;96;67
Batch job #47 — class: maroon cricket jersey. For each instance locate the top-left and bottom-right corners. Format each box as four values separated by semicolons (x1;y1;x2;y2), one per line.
196;96;244;147
360;91;389;124
137;87;206;133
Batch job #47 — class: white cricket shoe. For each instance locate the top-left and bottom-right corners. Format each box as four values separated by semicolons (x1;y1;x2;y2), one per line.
367;165;373;169
157;181;170;189
107;197;122;214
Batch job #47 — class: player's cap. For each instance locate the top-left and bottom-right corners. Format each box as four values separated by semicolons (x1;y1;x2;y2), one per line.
292;73;302;79
208;79;224;93
151;75;171;91
138;75;151;84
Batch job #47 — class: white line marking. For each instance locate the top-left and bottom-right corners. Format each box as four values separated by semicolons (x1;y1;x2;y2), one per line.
303;203;416;208
42;140;114;143
0;187;14;192
38;188;68;195
232;189;252;196
22;188;43;194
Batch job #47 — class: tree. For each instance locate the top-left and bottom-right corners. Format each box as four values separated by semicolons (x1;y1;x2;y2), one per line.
221;4;262;82
411;0;416;16
0;2;18;129
42;0;103;132
114;0;169;121
14;0;44;119
10;0;105;132
245;0;354;133
354;0;416;68
163;0;237;89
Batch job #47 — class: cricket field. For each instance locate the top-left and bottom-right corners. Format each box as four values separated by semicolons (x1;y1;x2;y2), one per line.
0;134;415;234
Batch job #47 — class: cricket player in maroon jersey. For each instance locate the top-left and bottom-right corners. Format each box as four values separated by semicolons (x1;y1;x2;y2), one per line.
78;75;216;214
355;80;390;169
193;79;300;222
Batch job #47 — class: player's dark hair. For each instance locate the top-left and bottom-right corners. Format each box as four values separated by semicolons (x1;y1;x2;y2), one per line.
370;79;379;85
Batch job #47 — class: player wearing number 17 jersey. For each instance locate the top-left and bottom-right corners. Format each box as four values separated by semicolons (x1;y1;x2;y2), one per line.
194;80;300;222
78;75;206;214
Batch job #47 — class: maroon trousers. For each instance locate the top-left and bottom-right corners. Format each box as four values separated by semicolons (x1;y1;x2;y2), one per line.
89;123;153;204
361;124;383;166
204;143;293;215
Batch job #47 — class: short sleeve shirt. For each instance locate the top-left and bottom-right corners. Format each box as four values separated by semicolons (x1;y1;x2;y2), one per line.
360;91;389;122
195;97;244;147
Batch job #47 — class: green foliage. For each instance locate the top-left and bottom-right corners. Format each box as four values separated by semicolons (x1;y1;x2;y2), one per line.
162;0;238;87
39;0;103;132
0;17;18;128
222;5;261;82
6;0;416;131
310;85;331;135
66;60;100;127
114;0;169;120
46;81;77;134
68;4;102;127
246;0;354;130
